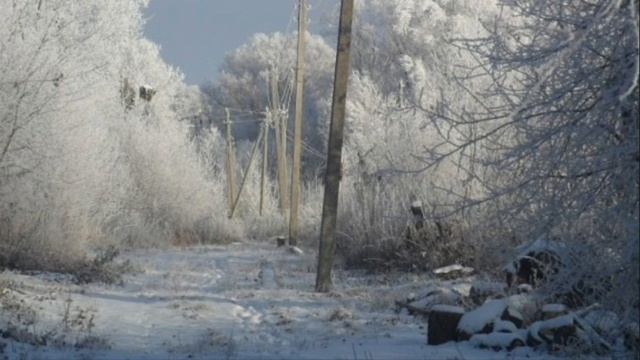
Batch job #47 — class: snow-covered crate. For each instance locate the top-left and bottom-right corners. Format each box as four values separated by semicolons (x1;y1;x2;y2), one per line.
428;305;465;345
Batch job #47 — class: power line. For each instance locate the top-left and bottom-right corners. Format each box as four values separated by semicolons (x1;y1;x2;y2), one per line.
286;130;325;160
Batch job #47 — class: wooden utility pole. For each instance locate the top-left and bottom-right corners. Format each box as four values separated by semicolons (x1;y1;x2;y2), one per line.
259;112;270;216
224;108;237;214
316;0;355;293
289;0;308;246
272;70;289;213
230;127;264;219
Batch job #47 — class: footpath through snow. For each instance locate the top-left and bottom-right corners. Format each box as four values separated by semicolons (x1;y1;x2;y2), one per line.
1;242;552;359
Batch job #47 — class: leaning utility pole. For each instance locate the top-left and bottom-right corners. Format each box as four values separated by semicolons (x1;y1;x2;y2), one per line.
224;108;237;214
289;0;308;246
230;127;264;219
316;0;355;293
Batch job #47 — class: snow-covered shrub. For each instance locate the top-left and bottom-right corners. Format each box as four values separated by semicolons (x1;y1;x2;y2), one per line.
443;0;639;320
0;0;236;276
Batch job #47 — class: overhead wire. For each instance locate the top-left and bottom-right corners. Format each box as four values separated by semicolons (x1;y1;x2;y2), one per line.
275;1;300;112
218;1;299;119
286;129;325;160
212;0;322;152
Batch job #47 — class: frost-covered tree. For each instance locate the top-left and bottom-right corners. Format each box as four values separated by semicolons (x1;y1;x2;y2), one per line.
436;0;639;312
301;0;505;270
340;0;499;173
0;0;229;272
338;0;500;214
0;0;143;269
207;31;335;153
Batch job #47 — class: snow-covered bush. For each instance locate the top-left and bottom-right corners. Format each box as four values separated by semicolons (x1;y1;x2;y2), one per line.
0;0;236;276
438;0;639;318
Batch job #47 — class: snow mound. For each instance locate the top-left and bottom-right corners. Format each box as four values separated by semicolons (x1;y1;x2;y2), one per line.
410;287;460;308
469;332;525;350
494;319;518;333
433;264;473;275
433;264;474;279
458;299;507;335
528;313;576;344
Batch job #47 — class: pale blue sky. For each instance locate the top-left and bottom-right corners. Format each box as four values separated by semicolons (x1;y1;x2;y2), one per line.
144;1;335;85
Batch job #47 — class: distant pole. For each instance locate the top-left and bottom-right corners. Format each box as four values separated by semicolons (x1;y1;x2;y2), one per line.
224;108;237;214
289;0;308;246
272;77;282;212
230;127;264;219
316;0;355;293
260;111;270;216
271;70;289;213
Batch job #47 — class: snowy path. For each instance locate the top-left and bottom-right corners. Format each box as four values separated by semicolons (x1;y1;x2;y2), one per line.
1;242;542;359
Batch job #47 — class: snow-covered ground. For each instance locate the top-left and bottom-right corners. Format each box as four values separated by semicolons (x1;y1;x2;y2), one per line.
1;242;553;360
